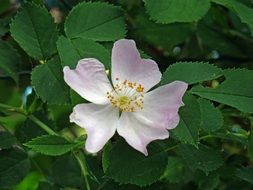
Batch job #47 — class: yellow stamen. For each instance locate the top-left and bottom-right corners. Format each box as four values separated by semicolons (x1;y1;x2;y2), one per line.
106;78;145;112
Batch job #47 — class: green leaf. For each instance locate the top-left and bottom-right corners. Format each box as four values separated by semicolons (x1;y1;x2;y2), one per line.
235;167;253;184
177;144;224;174
102;142;112;173
162;156;186;183
14;171;43;190
24;135;82;156
144;0;210;24
10;3;58;60
0;148;30;188
0;41;20;82
190;69;253;113
57;36;111;69
198;98;223;133
65;2;126;41
211;0;253;35
161;62;222;85
104;140;168;186
197;173;220;190
0;132;17;149
31;56;71;105
52;154;82;187
248;128;253;162
135;13;193;52
171;94;201;146
15;117;47;144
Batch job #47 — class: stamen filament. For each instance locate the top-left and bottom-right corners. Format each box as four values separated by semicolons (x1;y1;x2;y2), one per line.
107;78;145;112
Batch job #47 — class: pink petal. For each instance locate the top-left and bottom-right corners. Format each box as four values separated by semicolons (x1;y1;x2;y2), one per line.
63;58;112;104
111;39;161;92
117;112;169;156
133;81;188;130
70;103;119;153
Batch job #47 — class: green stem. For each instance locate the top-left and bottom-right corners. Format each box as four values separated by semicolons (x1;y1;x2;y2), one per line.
199;134;215;140
0;102;91;190
0;103;26;114
164;143;180;152
28;115;58;136
73;151;91;190
0;103;57;136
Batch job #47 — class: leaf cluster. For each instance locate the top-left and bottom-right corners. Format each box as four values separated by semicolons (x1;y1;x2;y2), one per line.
0;0;253;189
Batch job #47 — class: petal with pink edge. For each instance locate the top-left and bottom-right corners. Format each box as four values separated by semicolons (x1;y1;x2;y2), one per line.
63;58;112;104
111;39;161;92
117;112;169;156
70;103;119;153
133;81;188;130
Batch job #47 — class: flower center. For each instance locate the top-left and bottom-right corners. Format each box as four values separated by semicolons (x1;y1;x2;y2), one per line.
116;96;131;108
107;78;145;112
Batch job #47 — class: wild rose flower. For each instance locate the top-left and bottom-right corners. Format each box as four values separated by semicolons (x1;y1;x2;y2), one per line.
63;39;188;156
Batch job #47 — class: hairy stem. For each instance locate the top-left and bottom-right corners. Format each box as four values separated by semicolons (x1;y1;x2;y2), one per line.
73;151;91;190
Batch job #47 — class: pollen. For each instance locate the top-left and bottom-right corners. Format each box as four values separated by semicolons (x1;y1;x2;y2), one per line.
107;78;145;112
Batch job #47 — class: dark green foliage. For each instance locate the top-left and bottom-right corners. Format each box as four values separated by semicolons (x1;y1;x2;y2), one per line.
104;140;168;186
0;131;17;149
65;2;126;41
198;98;224;133
10;3;58;60
0;148;30;188
31;56;71;105
57;36;111;69
161;62;222;85
171;94;201;146
177;144;224;174
51;154;82;188
24;135;83;156
0;41;20;82
190;69;253;113
144;0;210;23
0;0;252;189
235;167;253;184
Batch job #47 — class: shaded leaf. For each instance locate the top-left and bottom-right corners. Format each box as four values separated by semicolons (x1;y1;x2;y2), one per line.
0;132;17;149
104;140;168;186
162;156;187;183
211;0;253;35
248;128;253;162
0;41;20;82
52;154;82;187
197;23;243;57
135;13;193;52
235;167;253;184
171;94;201;146
177;144;224;174
198;98;223;133
0;148;30;188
